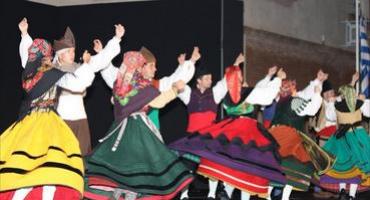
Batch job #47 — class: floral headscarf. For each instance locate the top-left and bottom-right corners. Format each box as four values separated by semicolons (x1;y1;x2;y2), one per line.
22;39;53;92
113;51;150;106
27;38;53;62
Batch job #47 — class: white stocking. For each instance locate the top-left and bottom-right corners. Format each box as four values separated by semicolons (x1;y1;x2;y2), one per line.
281;185;293;200
12;187;33;200
207;179;218;198
241;191;251;200
223;183;235;198
349;184;358;198
42;186;56;200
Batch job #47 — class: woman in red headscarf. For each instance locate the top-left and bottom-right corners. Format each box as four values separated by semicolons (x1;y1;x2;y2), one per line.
83;51;194;200
170;55;287;200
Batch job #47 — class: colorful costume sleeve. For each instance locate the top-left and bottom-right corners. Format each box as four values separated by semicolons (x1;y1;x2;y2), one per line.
212;77;228;104
19;34;33;68
56;63;95;92
100;63;119;89
158;60;195;92
89;37;121;72
177;85;191;105
245;76;282;105
148;88;178;108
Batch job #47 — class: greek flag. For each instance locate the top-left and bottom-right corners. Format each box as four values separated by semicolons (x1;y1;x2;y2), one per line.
360;16;370;97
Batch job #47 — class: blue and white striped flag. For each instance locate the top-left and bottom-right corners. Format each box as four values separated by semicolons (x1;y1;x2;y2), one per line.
360;16;370;97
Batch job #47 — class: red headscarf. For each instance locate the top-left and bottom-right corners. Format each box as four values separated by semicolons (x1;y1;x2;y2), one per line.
225;65;242;104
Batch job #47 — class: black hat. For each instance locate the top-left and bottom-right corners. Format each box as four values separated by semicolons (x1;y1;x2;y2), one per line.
322;80;333;95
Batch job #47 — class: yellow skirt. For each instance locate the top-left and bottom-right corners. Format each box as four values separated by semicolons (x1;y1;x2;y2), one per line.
0;111;84;195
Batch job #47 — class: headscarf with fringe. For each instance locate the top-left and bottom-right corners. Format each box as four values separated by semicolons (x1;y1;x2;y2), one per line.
338;85;356;112
113;51;149;106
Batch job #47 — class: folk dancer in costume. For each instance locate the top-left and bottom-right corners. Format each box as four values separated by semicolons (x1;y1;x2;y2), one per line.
171;55;287;200
84;51;195;200
174;54;245;200
55;24;123;155
0;20;104;200
268;70;335;200
319;76;370;200
18;18;123;156
93;39;201;129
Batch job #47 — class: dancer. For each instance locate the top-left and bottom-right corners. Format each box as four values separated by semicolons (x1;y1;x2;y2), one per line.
84;51;195;200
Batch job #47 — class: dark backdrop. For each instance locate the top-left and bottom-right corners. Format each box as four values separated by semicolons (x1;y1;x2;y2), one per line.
0;0;243;147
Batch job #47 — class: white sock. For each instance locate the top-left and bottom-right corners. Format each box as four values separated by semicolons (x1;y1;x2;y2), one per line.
12;187;33;200
42;186;56;200
241;191;251;200
224;183;235;198
180;189;189;199
349;184;358;198
266;186;273;200
282;185;293;200
339;183;346;191
207;179;218;198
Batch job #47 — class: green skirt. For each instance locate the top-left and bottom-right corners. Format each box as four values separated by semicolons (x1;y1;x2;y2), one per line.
85;114;193;199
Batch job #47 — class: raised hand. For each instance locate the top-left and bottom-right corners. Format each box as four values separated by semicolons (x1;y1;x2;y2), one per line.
93;39;103;53
233;53;245;66
190;47;201;63
115;24;125;39
82;50;91;64
18;17;28;35
268;65;278;77
277;68;286;80
177;53;186;65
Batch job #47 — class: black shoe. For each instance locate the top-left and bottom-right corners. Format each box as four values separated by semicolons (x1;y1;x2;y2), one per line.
180;198;189;200
206;197;215;200
338;189;348;200
216;189;230;200
348;196;356;200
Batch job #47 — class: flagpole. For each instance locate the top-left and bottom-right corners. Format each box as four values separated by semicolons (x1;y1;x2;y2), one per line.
356;0;360;94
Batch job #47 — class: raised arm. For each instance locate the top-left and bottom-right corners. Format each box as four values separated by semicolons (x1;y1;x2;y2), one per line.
158;47;201;91
245;66;285;105
89;24;123;72
213;53;245;104
297;69;327;100
18;18;33;68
